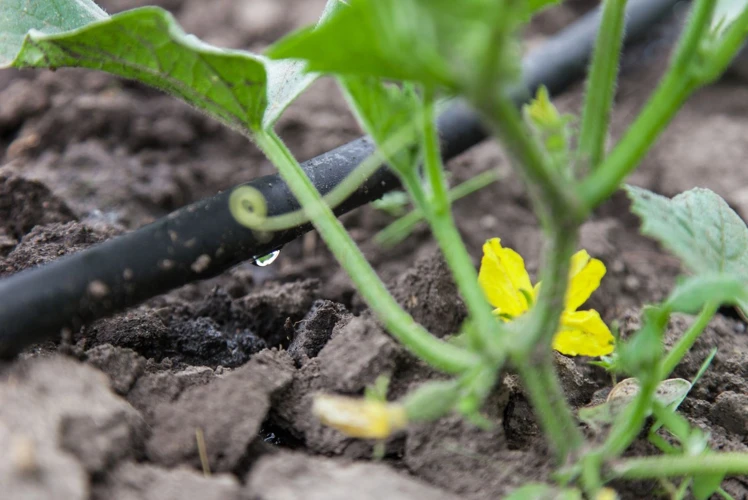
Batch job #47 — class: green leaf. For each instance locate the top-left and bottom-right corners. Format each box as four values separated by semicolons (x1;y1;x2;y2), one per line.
6;7;269;132
667;273;748;314
1;1;342;131
264;59;316;129
529;0;562;15
268;0;536;90
626;186;748;314
262;0;344;128
522;86;574;172
0;0;107;66
269;0;454;88
618;305;667;375
372;191;411;217
692;471;725;500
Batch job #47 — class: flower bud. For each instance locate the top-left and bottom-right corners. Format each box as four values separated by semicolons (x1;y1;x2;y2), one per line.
312;394;407;439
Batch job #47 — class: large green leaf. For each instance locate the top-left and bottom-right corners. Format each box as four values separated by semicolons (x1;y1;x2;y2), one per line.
626;186;748;313
0;0;107;65
7;7;269;132
692;471;725;500
1;1;341;131
268;0;552;89
261;0;344;128
269;0;454;88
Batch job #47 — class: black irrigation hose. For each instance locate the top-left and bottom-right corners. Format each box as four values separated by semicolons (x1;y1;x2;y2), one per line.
0;0;680;357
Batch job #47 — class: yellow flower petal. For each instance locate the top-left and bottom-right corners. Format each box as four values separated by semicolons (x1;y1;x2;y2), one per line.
553;310;614;357
565;250;606;311
312;394;407;439
478;238;533;318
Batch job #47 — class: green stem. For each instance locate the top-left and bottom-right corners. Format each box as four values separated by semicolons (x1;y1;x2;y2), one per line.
578;0;717;209
577;0;627;173
600;374;658;458
580;453;604;495
660;302;718;379
422;89;449;215
612;453;748;479
577;73;693;209
516;354;584;462
254;130;478;374
418;92;505;361
669;0;716;73
523;227;578;351
717;487;737;500
375;169;499;248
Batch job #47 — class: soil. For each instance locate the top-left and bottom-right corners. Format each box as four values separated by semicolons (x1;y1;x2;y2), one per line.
1;1;747;499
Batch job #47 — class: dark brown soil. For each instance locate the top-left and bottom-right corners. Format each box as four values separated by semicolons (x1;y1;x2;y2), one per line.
1;1;747;499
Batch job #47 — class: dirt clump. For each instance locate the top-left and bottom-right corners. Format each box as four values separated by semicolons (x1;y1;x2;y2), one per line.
145;349;295;472
246;451;461;500
85;308;171;360
271;316;403;456
287;299;351;366
0;356;146;499
0;171;76;243
405;416;550;500
0;221;117;276
85;344;147;395
158;281;320;367
92;462;241;500
127;364;216;420
390;248;467;338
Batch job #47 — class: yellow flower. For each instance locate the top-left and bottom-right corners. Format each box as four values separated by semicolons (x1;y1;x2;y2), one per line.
312;394;408;439
478;238;614;357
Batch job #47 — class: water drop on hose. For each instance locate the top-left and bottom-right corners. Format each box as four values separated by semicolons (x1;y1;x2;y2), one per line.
252;249;280;267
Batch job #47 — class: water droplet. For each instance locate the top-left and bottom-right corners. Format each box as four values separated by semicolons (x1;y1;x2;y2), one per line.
252;249;280;267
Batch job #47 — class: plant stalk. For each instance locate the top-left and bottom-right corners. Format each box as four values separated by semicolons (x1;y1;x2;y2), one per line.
578;0;717;209
600;375;658;458
418;92;506;361
254;130;478;374
577;0;628;173
516;355;584;462
511;226;584;462
577;73;693;209
612;453;748;479
660;302;718;379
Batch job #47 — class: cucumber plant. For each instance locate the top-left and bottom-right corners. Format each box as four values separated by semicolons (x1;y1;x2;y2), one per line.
3;0;748;497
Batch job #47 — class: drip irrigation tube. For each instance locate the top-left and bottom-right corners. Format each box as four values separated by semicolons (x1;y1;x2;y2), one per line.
0;0;681;357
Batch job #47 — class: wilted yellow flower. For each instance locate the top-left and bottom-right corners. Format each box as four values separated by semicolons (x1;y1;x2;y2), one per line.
312;394;408;439
478;238;614;357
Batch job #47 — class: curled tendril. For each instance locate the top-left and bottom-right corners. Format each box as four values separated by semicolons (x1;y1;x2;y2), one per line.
227;123;420;236
229;185;274;242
